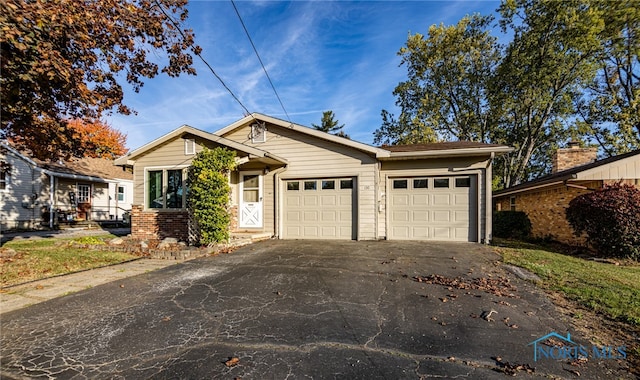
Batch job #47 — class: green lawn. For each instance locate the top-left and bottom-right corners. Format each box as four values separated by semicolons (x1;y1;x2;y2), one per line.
493;239;640;326
0;235;138;287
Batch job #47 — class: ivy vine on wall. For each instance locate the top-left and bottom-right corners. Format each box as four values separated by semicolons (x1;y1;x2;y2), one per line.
187;147;237;245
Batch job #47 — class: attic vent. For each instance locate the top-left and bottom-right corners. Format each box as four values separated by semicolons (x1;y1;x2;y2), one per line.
184;138;195;155
250;122;267;143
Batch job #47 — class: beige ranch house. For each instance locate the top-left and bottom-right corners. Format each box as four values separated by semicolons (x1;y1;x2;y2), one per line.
115;113;511;243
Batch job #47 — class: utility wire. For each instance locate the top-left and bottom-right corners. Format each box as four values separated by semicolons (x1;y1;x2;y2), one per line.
230;0;292;124
153;0;254;119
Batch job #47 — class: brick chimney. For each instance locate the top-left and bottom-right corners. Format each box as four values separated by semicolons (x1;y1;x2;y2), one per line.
552;142;598;173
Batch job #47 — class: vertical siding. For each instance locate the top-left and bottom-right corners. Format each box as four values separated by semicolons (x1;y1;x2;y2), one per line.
578;155;640;181
0;150;43;229
223;124;379;240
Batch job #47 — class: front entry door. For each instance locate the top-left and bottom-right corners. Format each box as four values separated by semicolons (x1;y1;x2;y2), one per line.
239;172;263;228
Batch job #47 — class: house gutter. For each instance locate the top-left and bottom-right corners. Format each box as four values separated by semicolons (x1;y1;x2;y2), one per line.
49;175;55;229
493;180;566;198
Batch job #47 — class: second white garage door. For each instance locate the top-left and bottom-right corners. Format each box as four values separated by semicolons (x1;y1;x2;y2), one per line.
283;177;356;239
388;176;477;241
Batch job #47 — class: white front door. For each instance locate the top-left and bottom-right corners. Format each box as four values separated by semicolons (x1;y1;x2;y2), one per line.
239;172;263;228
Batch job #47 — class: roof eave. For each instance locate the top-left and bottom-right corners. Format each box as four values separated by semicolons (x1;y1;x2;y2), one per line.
380;146;513;160
215;113;388;157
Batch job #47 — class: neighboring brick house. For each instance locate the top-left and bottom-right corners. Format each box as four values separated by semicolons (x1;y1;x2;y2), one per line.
493;144;640;245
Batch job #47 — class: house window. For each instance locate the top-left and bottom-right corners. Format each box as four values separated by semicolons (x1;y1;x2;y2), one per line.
117;186;125;202
147;168;187;209
510;196;516;211
184;139;196;155
393;179;408;189
322;180;335;190
434;178;449;188
77;184;90;203
455;177;471;188
413;178;428;189
251;124;266;143
0;170;8;191
340;179;353;189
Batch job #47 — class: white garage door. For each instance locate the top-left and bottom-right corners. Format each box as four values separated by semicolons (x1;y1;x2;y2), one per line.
283;178;355;239
388;176;477;241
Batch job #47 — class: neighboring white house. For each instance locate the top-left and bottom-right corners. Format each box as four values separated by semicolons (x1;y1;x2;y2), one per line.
115;113;512;243
0;142;133;231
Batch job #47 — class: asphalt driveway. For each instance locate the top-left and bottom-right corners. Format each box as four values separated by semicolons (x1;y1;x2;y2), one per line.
0;240;632;379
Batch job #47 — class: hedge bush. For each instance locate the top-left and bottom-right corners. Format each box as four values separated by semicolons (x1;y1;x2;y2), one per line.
566;183;640;260
187;147;237;245
493;211;532;239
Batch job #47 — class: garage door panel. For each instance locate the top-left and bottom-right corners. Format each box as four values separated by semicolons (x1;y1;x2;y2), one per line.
321;195;337;206
391;194;409;206
284;177;355;240
433;194;451;205
412;194;429;205
433;210;450;222
388;175;477;242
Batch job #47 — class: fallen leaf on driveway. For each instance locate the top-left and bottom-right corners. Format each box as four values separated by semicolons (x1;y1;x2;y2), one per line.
225;357;240;367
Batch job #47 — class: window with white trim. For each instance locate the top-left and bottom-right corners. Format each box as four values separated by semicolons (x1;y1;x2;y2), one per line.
184;138;196;155
117;186;126;202
251;124;266;143
77;184;91;203
510;196;516;211
147;168;187;209
0;170;8;191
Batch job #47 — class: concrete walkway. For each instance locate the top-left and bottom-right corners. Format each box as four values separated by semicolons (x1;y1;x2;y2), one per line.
0;259;181;314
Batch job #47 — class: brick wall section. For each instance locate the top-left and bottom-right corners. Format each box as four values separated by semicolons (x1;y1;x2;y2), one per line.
552;146;597;173
495;181;602;245
131;205;189;241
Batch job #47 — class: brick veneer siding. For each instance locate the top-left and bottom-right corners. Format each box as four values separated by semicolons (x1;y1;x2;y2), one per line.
495;181;602;245
552;146;597;173
130;205;189;241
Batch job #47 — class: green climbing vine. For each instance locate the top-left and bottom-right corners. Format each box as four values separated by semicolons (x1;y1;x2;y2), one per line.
187;147;237;245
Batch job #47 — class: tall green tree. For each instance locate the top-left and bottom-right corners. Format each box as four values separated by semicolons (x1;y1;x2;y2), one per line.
312;111;350;138
373;14;500;146
493;0;605;186
1;0;200;160
575;0;640;156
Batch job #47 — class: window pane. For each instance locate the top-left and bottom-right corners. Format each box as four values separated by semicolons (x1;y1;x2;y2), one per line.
413;179;428;189
243;189;259;202
287;181;299;191
434;178;449;188
244;174;259;189
393;179;408;189
167;170;183;208
322;180;335;190
117;186;125;202
148;170;163;208
77;185;90;203
340;179;353;189
0;171;6;190
304;181;316;190
455;177;471;188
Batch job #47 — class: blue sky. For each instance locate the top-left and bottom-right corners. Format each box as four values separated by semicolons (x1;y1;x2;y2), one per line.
106;0;501;150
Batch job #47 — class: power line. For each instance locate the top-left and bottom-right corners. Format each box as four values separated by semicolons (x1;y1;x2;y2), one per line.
230;0;292;124
153;0;254;119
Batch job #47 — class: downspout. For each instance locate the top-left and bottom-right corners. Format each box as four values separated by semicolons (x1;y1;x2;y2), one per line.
485;153;495;244
49;174;55;229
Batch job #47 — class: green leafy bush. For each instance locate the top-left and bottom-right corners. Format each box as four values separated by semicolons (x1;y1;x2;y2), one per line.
187;147;237;245
493;211;532;239
566;183;640;260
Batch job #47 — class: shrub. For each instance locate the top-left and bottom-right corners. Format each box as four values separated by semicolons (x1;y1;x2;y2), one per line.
493;211;532;239
566;183;640;260
187;147;237;245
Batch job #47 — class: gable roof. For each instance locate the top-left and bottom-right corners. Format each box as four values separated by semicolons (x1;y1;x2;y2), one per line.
114;124;287;166
215;113;390;157
1;142;131;183
494;149;640;197
215;113;512;159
